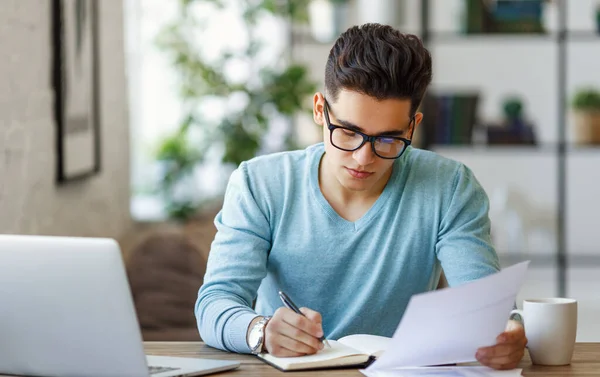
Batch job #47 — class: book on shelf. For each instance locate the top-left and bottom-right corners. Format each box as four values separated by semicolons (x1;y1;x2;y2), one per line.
463;0;545;34
421;92;479;147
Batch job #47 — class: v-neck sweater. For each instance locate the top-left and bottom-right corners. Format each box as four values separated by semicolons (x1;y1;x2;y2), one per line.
195;143;500;353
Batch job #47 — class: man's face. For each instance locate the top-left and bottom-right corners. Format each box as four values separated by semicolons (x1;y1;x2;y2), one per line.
313;89;422;194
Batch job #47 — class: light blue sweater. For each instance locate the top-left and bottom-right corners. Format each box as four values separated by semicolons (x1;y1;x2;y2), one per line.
195;143;500;353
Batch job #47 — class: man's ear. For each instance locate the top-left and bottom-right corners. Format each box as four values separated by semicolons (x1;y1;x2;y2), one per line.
313;92;326;126
410;112;424;139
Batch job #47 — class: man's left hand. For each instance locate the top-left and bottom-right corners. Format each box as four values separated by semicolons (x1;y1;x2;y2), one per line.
475;320;527;370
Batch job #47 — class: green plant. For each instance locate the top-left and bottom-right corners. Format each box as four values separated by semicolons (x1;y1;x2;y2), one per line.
502;97;524;120
154;116;204;221
571;88;600;111
153;0;318;220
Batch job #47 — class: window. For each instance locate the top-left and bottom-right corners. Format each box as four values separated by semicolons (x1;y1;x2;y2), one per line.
124;0;288;221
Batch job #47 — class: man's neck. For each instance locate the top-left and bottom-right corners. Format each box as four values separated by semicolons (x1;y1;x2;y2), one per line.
318;155;392;220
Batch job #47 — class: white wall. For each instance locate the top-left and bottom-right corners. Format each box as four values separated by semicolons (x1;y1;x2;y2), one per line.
293;0;600;255
0;0;131;238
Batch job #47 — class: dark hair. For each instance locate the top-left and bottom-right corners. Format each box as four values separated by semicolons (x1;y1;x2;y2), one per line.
325;23;433;115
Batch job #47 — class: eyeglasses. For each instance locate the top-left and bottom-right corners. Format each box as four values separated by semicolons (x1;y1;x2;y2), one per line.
323;100;414;160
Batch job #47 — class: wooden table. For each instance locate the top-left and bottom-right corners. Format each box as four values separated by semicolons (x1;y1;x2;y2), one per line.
145;342;600;376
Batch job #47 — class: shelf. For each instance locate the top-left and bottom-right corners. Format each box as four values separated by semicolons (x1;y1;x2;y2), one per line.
430;144;553;153
291;30;600;46
425;31;600;43
566;144;600;152
427;31;555;43
498;253;600;268
429;144;600;154
566;30;600;41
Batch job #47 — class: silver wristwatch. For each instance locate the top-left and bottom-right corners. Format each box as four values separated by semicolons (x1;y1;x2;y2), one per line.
248;316;271;355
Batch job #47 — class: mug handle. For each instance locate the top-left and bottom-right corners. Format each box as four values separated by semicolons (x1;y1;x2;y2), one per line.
510;309;523;319
509;309;527;348
509;309;524;326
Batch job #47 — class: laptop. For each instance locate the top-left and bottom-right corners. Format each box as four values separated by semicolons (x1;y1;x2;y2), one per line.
0;234;240;377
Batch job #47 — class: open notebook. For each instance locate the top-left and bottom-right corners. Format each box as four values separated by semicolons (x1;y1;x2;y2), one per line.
257;334;390;371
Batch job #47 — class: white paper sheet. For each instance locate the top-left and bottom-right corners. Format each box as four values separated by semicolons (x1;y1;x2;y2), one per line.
361;366;523;377
367;261;529;371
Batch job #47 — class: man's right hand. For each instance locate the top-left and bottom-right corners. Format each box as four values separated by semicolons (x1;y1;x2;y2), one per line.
263;306;325;357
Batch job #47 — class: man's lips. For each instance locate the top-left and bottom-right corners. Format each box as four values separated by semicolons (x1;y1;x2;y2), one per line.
345;167;373;179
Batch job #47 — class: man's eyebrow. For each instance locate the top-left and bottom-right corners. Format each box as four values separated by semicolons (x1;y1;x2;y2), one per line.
336;118;408;137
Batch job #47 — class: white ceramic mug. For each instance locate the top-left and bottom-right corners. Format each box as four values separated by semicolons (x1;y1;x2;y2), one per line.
511;298;578;366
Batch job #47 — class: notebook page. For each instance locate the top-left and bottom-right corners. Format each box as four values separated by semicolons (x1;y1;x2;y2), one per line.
338;334;391;357
259;339;367;369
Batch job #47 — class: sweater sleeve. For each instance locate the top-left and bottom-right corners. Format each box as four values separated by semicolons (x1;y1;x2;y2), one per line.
435;164;500;286
195;162;271;353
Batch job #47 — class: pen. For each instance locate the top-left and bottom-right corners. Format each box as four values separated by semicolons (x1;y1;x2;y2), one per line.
278;291;331;348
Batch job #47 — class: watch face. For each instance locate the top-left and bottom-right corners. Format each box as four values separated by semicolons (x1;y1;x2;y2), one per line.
248;326;262;350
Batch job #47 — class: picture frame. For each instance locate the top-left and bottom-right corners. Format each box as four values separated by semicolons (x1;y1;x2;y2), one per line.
51;0;101;183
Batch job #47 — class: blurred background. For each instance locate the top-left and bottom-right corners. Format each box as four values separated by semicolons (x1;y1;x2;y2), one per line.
1;0;598;343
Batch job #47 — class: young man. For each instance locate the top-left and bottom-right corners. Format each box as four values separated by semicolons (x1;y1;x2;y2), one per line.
196;24;527;370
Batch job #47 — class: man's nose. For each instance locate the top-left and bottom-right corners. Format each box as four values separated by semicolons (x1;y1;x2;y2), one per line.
352;141;376;166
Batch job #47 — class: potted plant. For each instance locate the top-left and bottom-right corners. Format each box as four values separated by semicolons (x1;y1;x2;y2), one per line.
154;117;204;221
153;0;317;221
571;88;600;145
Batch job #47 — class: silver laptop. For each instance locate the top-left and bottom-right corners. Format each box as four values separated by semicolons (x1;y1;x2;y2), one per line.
0;235;240;377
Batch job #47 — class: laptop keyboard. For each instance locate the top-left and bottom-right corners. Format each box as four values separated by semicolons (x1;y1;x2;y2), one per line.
149;365;180;374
